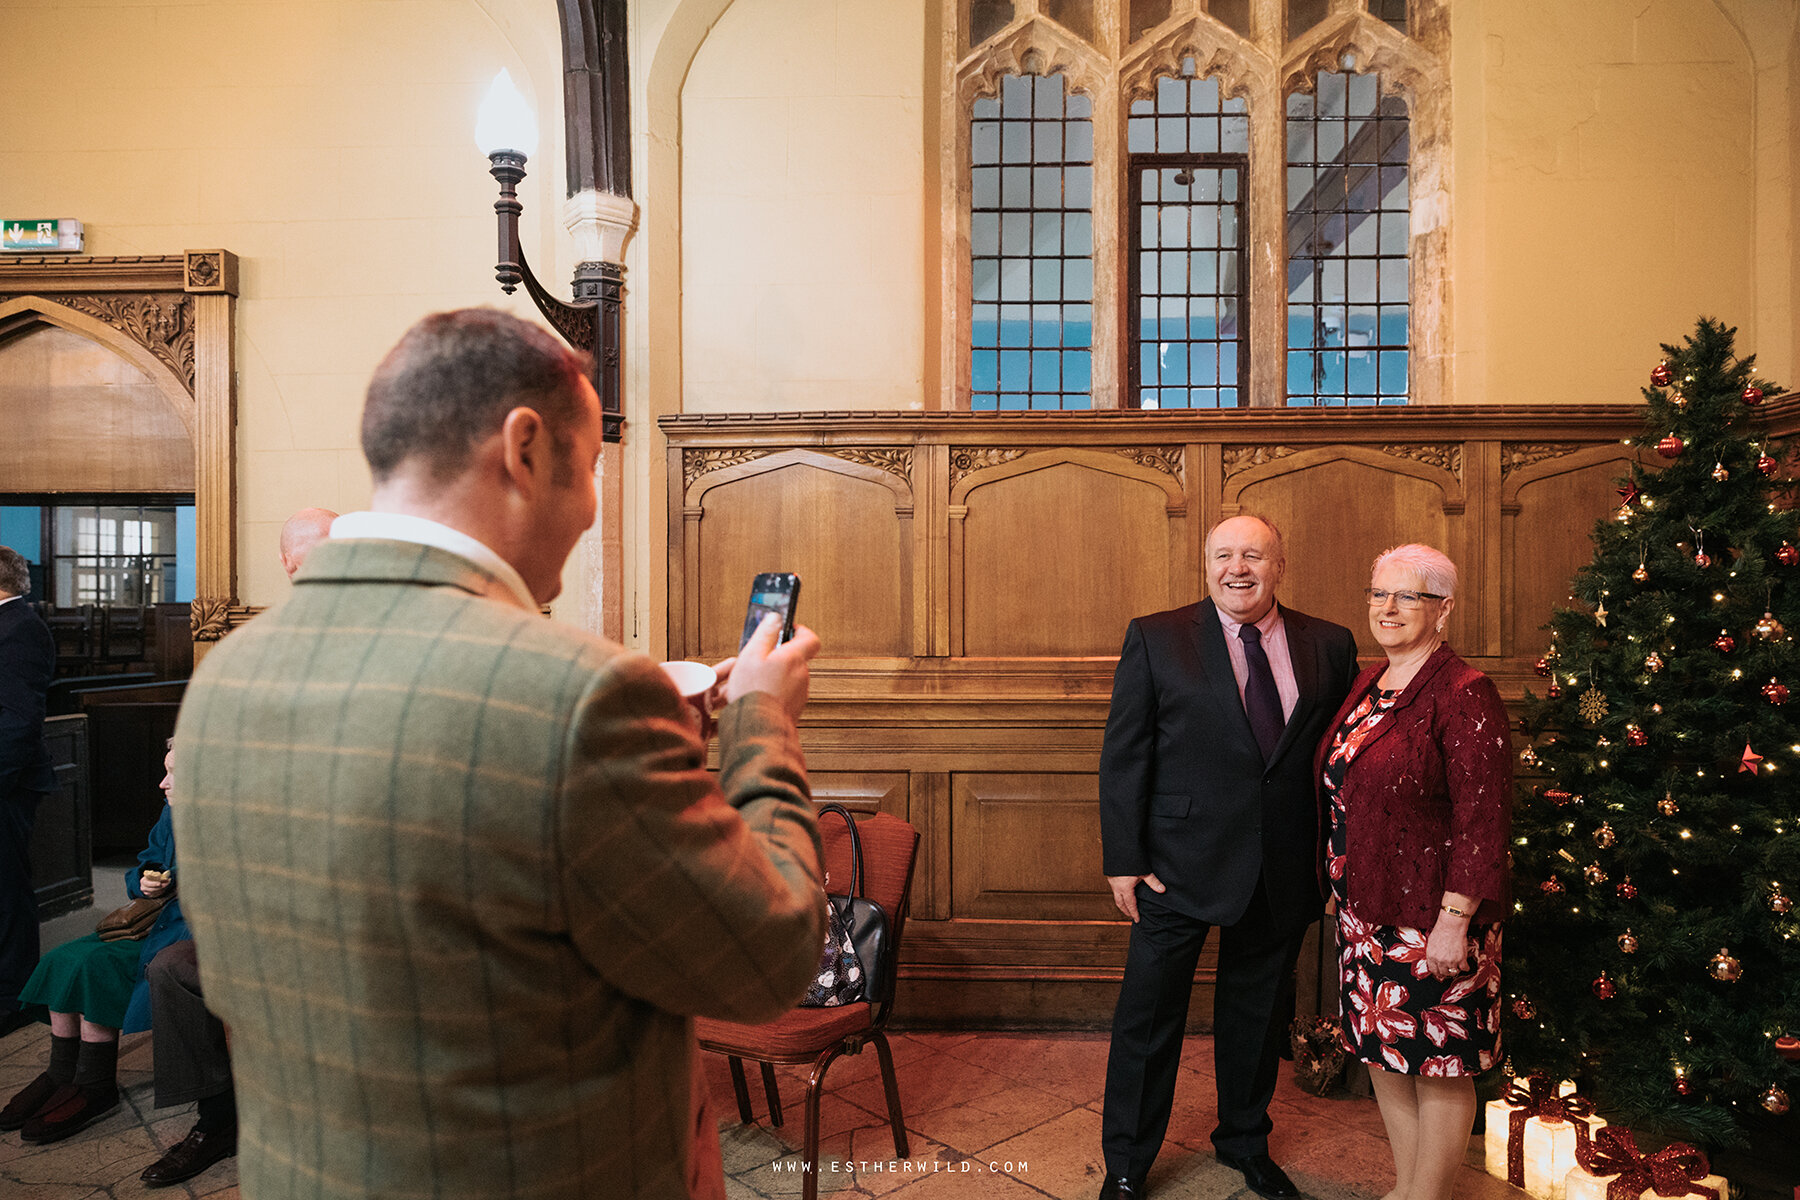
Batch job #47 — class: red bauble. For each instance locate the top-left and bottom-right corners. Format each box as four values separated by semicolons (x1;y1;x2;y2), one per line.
1547;681;1563;699
1512;997;1536;1021
1715;631;1736;653
1534;656;1552;677
1766;680;1791;706
1626;727;1648;747
1779;542;1799;567
1776;1035;1800;1062
1657;435;1685;458
1617;877;1638;900
1758;452;1779;477
1651;362;1674;387
1743;385;1765;406
1542;876;1565;895
1592;972;1616;999
1695;551;1712;568
1675;1076;1695;1097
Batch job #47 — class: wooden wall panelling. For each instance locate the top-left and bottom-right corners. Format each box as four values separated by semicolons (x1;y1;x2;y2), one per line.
679;448;914;660
1223;444;1461;656
1500;445;1657;656
950;772;1113;921
952;449;1187;657
0;251;241;657
657;403;1789;1026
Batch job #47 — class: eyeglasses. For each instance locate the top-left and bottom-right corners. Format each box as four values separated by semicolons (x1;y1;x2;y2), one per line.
1365;588;1445;609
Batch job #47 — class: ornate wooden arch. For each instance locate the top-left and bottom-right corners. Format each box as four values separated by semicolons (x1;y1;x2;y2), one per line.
0;251;239;654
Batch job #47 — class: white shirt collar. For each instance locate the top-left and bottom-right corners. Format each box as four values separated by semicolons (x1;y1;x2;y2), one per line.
0;595;19;607
328;511;537;611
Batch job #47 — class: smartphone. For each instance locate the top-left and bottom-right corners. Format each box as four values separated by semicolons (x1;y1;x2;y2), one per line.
740;572;801;649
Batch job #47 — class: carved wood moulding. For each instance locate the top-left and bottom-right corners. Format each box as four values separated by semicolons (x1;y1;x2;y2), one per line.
1500;443;1583;478
831;447;914;483
52;293;195;394
1378;442;1461;478
949;447;1030;486
1223;444;1299;478
682;447;771;488
1113;445;1184;485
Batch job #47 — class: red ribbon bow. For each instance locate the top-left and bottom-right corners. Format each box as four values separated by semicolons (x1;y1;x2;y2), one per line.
1503;1076;1598;1187
1576;1127;1717;1200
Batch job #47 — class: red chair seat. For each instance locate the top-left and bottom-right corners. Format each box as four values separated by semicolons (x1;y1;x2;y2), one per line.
697;1003;872;1059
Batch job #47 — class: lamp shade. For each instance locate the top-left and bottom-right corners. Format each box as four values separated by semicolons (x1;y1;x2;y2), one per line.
475;69;538;158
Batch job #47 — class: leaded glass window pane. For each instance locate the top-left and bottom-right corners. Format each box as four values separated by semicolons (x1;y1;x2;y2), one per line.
970;73;1095;410
1127;66;1248;408
1285;71;1409;406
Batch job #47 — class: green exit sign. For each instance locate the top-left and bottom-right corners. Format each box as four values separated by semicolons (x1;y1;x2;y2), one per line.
2;219;84;252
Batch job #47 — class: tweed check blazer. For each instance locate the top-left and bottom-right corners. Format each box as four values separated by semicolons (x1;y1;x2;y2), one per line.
172;539;825;1200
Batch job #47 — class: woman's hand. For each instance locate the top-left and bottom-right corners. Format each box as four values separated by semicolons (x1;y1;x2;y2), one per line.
1424;892;1475;979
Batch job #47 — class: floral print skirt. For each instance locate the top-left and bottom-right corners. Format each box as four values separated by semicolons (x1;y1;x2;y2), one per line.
1335;905;1503;1076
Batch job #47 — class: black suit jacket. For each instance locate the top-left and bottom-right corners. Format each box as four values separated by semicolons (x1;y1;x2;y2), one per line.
0;600;56;795
1099;597;1358;934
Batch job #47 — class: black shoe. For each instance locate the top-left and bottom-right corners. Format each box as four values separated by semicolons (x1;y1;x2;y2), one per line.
140;1123;238;1186
19;1083;119;1144
1098;1175;1145;1199
0;1071;59;1131
1216;1151;1299;1199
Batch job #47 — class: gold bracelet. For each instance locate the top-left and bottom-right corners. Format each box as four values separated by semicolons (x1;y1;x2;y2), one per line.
1441;903;1470;918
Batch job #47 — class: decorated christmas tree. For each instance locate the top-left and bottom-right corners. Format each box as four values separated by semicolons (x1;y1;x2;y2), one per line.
1505;318;1798;1147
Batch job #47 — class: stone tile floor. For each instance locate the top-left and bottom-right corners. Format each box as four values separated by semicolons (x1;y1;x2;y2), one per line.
1;1020;1517;1200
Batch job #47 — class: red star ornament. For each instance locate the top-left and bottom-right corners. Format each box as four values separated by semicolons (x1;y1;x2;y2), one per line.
1740;743;1764;775
1617;480;1639;507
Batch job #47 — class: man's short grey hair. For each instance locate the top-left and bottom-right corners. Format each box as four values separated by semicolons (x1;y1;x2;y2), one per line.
1206;512;1287;564
1371;543;1458;598
0;546;29;597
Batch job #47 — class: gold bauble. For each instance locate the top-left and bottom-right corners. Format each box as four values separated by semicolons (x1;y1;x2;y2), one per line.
1708;948;1742;982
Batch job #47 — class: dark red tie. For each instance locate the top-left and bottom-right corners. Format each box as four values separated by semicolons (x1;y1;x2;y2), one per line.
1239;623;1285;760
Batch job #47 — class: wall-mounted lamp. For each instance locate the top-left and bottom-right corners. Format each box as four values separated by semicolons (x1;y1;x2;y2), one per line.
476;69;623;441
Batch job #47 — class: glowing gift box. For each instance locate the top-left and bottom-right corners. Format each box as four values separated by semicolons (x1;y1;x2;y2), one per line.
1484;1077;1602;1200
1562;1127;1727;1200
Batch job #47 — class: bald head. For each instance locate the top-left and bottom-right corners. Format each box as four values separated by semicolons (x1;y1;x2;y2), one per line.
280;508;338;579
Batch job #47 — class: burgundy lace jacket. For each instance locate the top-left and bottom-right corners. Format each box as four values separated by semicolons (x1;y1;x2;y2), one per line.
1313;643;1514;929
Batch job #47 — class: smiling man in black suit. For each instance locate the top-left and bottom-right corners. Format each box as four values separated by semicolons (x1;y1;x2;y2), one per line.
0;545;55;1036
1095;514;1358;1200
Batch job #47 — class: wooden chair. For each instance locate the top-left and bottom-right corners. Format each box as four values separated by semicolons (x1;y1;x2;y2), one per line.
696;809;919;1200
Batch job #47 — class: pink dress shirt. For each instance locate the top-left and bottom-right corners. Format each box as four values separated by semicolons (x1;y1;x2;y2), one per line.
1216;604;1299;721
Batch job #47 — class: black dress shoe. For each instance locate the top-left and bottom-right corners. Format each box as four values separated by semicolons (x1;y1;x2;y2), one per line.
19;1083;119;1144
1098;1175;1144;1199
0;1071;60;1131
1216;1151;1299;1199
141;1123;238;1186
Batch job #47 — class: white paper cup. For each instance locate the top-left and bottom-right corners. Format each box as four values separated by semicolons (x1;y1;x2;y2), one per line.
660;660;718;738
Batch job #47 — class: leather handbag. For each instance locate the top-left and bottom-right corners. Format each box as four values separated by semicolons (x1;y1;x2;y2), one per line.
800;804;892;1007
96;894;169;942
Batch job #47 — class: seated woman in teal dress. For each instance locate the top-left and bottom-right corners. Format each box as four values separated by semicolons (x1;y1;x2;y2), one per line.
0;744;189;1144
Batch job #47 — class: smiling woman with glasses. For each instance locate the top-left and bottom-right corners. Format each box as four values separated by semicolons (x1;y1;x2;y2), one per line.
1312;544;1513;1200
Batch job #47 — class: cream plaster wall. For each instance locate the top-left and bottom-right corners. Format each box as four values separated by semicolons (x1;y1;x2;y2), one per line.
1454;0;1795;404
0;0;570;610
678;0;927;411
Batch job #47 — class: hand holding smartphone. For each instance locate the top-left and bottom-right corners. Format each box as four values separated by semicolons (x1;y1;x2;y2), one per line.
724;572;818;720
739;573;800;649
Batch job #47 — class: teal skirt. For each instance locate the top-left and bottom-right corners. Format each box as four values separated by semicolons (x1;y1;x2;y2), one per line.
18;933;142;1030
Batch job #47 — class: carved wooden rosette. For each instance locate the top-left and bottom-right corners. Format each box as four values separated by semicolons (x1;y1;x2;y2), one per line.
683;448;771;489
949;447;1030;488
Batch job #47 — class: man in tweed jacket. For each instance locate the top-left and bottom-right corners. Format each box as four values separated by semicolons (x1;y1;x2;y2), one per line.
173;310;825;1199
